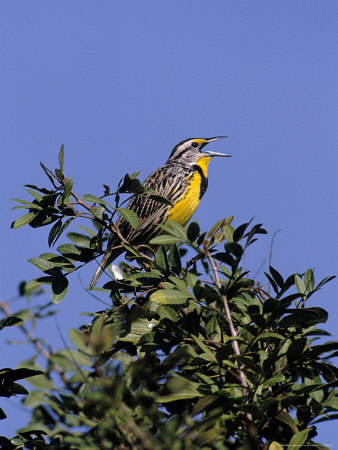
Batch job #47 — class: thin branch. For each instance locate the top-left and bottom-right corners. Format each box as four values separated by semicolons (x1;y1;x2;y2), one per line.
0;298;69;386
203;244;251;411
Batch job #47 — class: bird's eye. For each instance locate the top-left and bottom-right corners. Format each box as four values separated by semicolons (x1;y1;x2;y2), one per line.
192;142;198;148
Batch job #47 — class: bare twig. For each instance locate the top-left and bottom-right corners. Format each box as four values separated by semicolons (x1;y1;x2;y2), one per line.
0;298;69;386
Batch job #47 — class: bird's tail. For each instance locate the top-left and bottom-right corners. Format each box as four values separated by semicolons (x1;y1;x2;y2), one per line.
88;248;123;290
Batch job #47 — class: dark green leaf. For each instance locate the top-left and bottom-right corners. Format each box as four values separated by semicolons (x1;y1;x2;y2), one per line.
48;219;62;247
169;244;182;273
0;316;23;331
58;144;64;172
214;252;235;268
0;368;43;383
120;173;145;194
51;275;69;303
40;162;58;187
224;242;243;258
280;307;328;328
269;266;284;289
264;272;279;294
287;338;307;361
187;221;200;242
233;222;250;242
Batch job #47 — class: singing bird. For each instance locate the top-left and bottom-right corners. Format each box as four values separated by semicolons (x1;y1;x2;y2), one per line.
89;136;230;289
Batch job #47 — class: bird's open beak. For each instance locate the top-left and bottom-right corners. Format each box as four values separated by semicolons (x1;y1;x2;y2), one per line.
203;136;231;157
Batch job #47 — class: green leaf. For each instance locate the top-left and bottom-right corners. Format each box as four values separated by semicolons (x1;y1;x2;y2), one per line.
150;235;181;245
55;168;63;180
149;289;192;304
254;332;284;341
57;243;82;257
295;274;306;294
11;212;37;229
67;232;91;248
40;162;58;187
11;199;43;210
207;218;226;239
262;373;285;388
51;275;69;303
28;257;56;272
26;188;43;201
77;226;97;237
269;266;284;288
0;316;23;330
82;194;112;207
276;410;298;433
62;178;73;202
233;222;250;242
156;305;179;321
116;207;139;228
120;173;145;194
69;328;95;355
24;278;46;293
126;270;163;286
304;268;315;292
187;221;200;242
58;144;64;172
148;193;172;206
268;443;284;450
0;367;44;383
169;244;182;273
155;245;169;270
156;390;203;403
190;335;218;363
48;219;62;247
162;220;187;240
288;428;311;448
264;272;279;294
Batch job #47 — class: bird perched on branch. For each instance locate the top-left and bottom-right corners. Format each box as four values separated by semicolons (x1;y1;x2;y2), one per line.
89;136;230;289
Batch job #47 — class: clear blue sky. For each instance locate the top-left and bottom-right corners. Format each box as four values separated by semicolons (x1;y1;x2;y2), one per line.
1;0;337;443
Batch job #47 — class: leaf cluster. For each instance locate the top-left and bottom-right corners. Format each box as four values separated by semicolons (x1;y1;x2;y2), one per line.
2;148;337;449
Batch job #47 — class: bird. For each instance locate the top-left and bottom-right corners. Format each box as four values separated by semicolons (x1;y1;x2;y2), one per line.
89;136;230;289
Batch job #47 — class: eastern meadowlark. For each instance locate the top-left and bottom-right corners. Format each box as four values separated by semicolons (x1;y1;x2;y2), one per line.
89;136;230;289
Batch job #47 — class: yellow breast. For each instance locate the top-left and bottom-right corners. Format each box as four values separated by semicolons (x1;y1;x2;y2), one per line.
166;156;211;226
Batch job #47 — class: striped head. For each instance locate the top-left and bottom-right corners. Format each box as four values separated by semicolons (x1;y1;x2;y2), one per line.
167;137;231;167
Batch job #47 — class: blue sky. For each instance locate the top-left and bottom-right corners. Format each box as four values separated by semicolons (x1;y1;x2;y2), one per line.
1;1;337;442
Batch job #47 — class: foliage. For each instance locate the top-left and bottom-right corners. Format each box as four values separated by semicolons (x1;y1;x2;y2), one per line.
2;146;337;449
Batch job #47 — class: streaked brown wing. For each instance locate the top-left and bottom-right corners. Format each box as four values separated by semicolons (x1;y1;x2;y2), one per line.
115;163;187;245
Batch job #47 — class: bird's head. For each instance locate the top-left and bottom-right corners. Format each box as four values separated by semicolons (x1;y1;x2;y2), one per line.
167;136;231;168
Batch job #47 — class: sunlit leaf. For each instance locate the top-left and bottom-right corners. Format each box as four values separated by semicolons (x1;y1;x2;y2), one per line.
149;289;191;304
288;429;311;448
11;212;37;229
